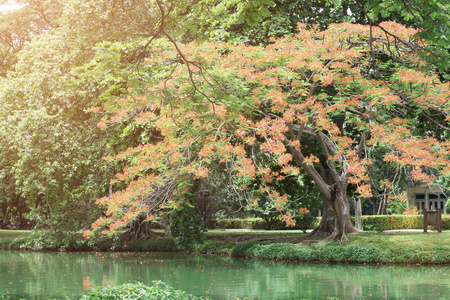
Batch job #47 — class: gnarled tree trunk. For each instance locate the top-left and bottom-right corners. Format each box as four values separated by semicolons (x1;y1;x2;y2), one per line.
328;183;358;240
308;182;358;240
286;122;367;241
309;194;335;237
120;215;161;242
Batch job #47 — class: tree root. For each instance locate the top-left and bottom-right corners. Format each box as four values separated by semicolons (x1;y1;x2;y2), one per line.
120;224;163;243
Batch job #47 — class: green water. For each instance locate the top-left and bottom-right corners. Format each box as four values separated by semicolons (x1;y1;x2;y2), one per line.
0;251;449;299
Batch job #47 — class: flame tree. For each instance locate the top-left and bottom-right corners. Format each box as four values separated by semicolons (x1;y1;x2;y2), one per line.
86;22;450;240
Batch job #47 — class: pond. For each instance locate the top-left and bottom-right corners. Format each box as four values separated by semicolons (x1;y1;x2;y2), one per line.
0;250;449;299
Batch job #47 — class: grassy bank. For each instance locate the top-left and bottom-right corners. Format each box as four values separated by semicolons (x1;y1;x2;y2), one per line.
130;230;450;264
0;230;30;240
1;229;450;264
230;231;450;264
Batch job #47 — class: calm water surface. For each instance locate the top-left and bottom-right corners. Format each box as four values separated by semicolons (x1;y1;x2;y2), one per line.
0;250;449;299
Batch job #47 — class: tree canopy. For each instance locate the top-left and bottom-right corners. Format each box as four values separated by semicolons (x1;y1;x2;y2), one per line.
85;21;450;240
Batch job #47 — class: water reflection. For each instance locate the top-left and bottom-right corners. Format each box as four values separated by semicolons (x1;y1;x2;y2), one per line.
0;251;449;299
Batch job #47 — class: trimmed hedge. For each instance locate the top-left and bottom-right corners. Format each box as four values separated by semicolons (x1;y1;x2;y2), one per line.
360;215;450;232
360;215;423;231
207;215;450;232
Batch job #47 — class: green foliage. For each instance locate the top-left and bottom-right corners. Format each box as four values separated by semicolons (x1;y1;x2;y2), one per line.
296;214;318;233
230;238;450;264
168;202;206;251
439;215;450;231
445;200;450;214
0;296;27;300
0;0;65;77
80;281;208;300
0;26;114;231
230;241;270;258
20;230;125;251
0;237;26;249
364;0;450;76
360;215;424;231
0;0;164;234
188;0;362;46
244;243;301;260
191;240;218;252
361;215;450;232
21;229;75;251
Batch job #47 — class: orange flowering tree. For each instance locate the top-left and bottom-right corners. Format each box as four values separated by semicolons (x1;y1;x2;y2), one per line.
86;21;450;240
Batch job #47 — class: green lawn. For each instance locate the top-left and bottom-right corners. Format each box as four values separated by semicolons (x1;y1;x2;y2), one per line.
346;230;450;247
0;229;31;240
203;228;450;250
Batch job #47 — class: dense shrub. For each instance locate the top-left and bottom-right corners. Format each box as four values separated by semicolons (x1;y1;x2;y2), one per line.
192;240;218;252
245;243;302;260
295;214;318;232
360;215;424;231
0;238;26;249
21;230;75;251
445;200;450;214
15;230;125;251
230;241;270;257
81;281;207;300
168;203;206;251
441;215;450;230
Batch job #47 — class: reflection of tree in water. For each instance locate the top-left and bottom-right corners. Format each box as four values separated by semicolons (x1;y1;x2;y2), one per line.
224;260;450;299
0;251;125;298
2;251;450;299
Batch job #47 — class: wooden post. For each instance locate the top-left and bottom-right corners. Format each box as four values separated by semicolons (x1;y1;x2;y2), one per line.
437;208;442;233
423;208;443;233
423;207;428;234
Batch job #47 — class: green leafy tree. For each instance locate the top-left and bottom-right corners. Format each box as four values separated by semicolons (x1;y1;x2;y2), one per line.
0;0;66;76
0;0;163;229
338;0;450;78
183;0;364;46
